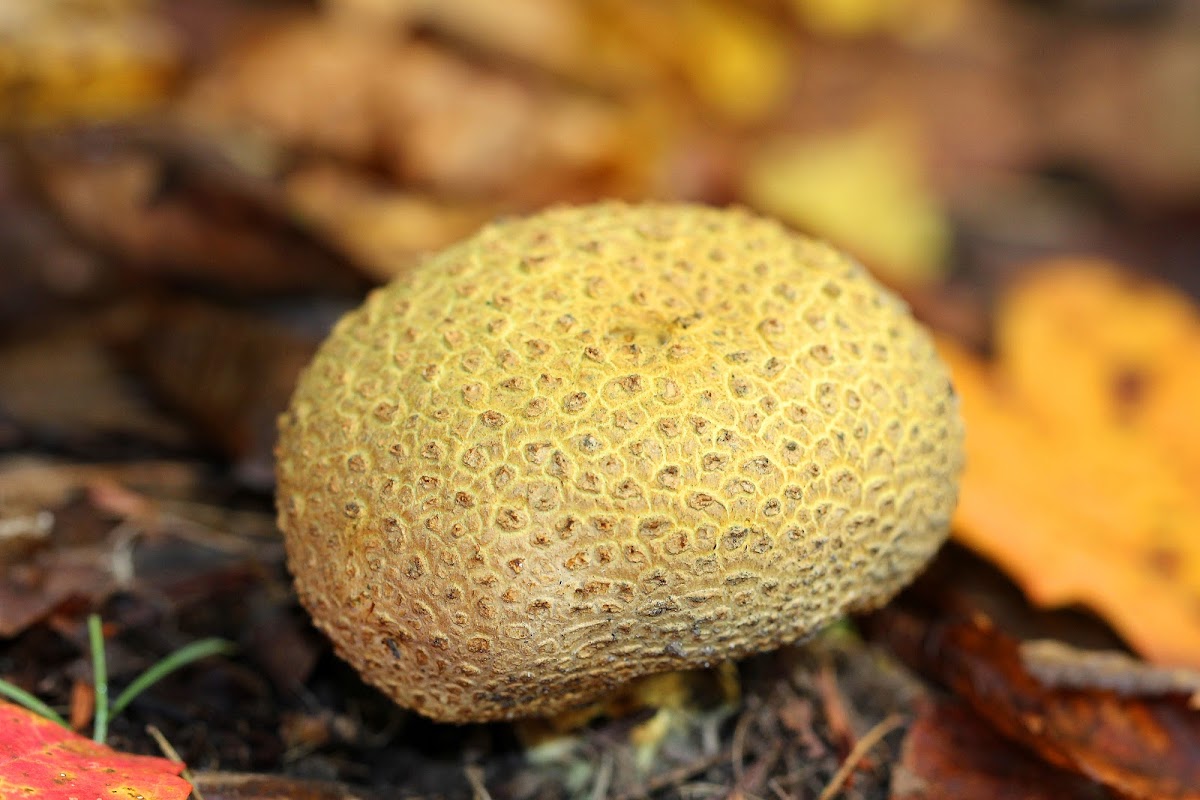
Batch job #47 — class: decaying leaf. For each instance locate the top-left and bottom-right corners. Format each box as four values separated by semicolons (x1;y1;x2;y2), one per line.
940;261;1200;668
872;609;1200;800
891;700;1111;800
24;128;358;294
0;701;192;800
283;165;496;281
116;300;319;486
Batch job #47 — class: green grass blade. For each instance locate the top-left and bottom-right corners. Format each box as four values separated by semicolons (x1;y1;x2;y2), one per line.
89;614;109;743
0;678;70;729
110;638;235;719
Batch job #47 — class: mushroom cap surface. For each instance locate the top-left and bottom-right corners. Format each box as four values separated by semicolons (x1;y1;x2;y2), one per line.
276;203;964;723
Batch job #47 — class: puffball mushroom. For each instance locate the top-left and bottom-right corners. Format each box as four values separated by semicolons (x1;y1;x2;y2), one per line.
275;202;964;723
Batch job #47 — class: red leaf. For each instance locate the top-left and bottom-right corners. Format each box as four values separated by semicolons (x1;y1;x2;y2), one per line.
892;700;1111;800
870;609;1200;800
0;701;192;800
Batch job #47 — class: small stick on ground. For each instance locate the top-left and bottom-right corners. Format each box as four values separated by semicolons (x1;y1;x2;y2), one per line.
815;661;854;751
611;748;732;800
589;751;615;800
465;764;493;800
817;714;904;800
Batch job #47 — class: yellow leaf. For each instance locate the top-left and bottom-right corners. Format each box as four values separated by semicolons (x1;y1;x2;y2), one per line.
942;261;1200;667
0;0;178;126
788;0;965;42
743;121;950;287
674;0;792;124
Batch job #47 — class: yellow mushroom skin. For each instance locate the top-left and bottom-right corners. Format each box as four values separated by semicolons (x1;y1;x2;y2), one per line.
276;203;964;722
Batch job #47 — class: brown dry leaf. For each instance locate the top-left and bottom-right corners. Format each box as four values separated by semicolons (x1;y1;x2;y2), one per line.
891;700;1111;800
873;609;1200;800
192;771;389;800
939;260;1200;668
118;301;320;488
183;18;658;202
283;165;496;281
180;16;389;164
0;457;200;636
25;129;357;294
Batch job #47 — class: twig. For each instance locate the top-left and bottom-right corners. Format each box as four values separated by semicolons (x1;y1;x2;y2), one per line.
817;714;904;800
465;764;493;800
767;777;795;800
146;725;206;800
611;748;731;800
814;662;853;751
590;751;615;800
730;707;754;786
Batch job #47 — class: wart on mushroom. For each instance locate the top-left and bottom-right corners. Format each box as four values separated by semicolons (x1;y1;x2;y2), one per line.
275;202;965;724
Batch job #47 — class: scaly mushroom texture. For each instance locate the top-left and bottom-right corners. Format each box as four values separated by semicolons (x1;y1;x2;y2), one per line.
275;202;964;723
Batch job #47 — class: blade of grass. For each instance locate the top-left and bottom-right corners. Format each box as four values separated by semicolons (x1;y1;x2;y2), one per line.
110;638;235;718
0;679;70;729
89;614;109;743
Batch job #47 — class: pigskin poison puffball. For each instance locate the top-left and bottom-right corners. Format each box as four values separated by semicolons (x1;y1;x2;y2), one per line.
276;203;964;723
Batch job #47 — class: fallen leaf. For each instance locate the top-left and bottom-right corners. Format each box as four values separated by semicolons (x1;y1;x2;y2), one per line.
671;0;792;124
0;701;191;800
117;299;319;487
284;165;495;281
891;700;1111;800
742;120;951;287
26;128;359;294
939;261;1200;668
192;770;389;800
871;609;1200;799
0;457;275;637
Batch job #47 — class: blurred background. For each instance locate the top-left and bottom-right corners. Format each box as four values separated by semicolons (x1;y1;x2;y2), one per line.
4;0;1199;301
4;0;1199;473
2;0;1200;789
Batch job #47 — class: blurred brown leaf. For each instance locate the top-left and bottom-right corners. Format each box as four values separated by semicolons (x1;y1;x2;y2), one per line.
892;700;1111;800
873;609;1200;799
0;323;191;454
0;457;201;636
283;165;495;281
23;128;360;294
118;300;319;487
182;19;659;202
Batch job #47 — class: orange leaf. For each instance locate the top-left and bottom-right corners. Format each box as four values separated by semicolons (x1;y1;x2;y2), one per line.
939;260;1200;667
0;701;191;800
